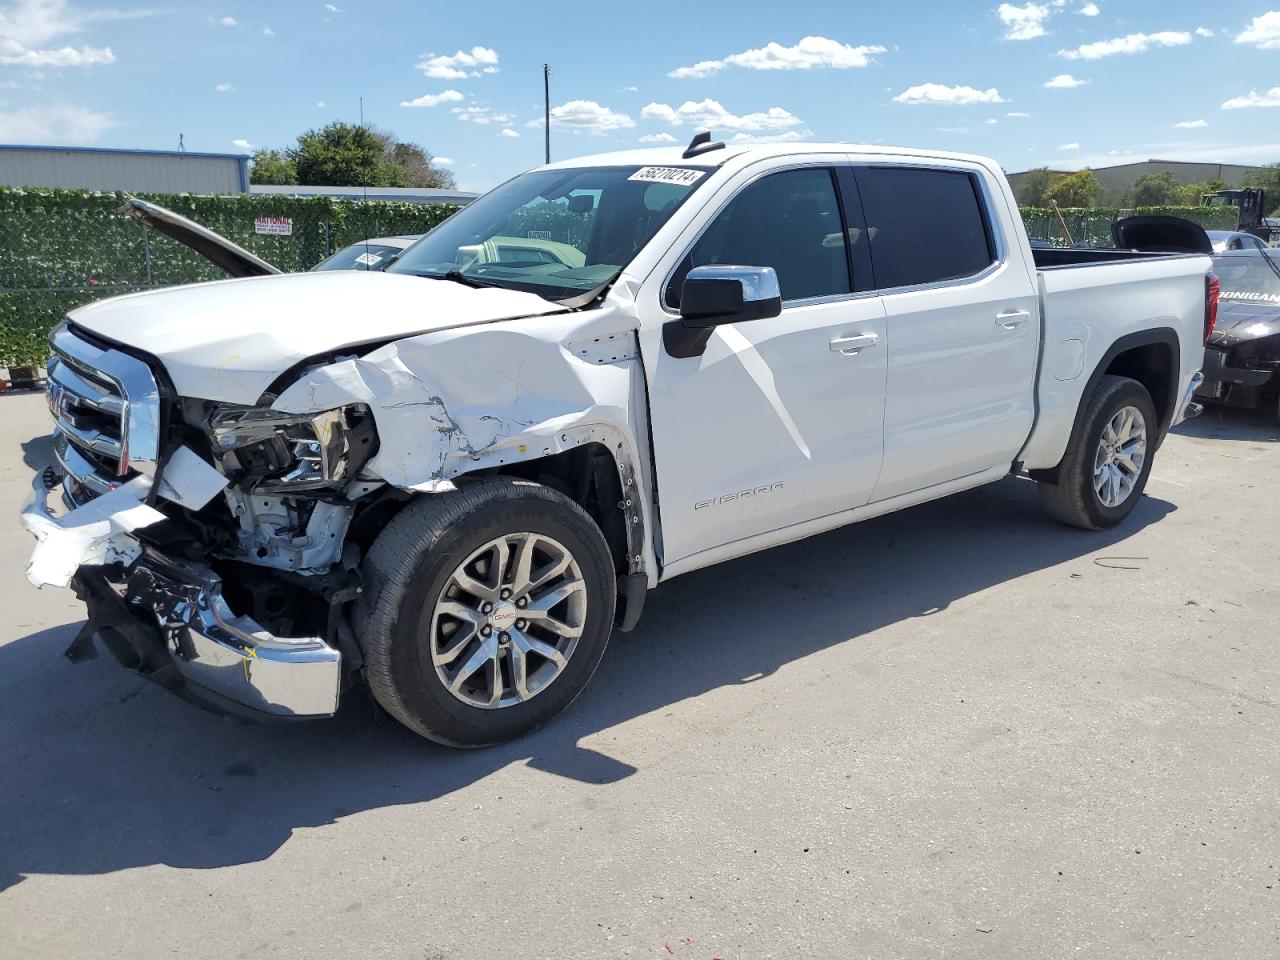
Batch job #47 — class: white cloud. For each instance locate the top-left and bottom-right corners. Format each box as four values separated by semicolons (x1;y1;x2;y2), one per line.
324;3;341;12
622;84;638;92
997;3;1051;41
452;104;513;125
985;117;999;124
668;36;885;79
892;83;1007;105
0;39;113;65
231;138;253;150
219;15;236;27
316;100;326;108
1221;87;1280;109
262;26;274;37
639;132;677;143
214;82;232;92
1007;110;1031;117
0;102;115;143
728;129;814;144
534;99;633;134
1194;26;1214;38
1057;142;1080;150
1;0;151;45
499;127;520;138
434;156;454;166
417;45;499;80
1058;30;1192;59
1078;2;1099;15
641;98;804;131
400;88;464;108
935;126;970;134
1174;119;1208;128
1235;11;1280;49
1044;73;1086;87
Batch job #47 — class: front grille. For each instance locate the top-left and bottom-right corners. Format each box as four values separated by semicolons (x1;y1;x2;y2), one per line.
46;322;162;502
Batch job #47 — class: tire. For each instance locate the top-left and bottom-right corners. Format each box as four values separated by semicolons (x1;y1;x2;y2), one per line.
1037;374;1158;530
357;477;616;746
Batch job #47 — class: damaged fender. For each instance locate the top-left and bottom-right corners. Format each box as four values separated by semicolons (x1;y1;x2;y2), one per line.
272;299;656;580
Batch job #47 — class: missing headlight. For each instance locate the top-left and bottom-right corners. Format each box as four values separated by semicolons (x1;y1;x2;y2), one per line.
207;404;377;492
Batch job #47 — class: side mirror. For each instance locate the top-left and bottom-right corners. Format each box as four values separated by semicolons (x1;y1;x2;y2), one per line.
664;265;782;358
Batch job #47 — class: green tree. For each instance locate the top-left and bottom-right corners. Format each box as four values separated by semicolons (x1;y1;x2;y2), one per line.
1129;171;1179;207
1044;169;1101;208
383;139;457;190
1175;178;1228;206
288;122;409;187
248;148;298;185
1015;167;1058;207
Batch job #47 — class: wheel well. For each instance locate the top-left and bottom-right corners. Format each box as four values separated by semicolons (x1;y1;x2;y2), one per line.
1102;341;1175;433
1029;332;1179;485
478;443;631;575
345;443;633;574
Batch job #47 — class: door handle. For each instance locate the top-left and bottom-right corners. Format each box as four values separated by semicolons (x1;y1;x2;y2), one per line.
829;332;881;354
995;309;1032;329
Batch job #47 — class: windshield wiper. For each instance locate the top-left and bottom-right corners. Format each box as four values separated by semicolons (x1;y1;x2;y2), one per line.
413;269;501;289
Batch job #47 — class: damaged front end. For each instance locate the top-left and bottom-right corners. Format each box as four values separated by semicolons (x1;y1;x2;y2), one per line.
21;285;653;719
20;323;375;718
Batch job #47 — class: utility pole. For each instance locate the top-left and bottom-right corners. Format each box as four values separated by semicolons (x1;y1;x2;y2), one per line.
543;63;551;164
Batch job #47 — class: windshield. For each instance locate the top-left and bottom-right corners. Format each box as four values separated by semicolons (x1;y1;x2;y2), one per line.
387;165;709;301
1213;254;1280;304
311;243;405;272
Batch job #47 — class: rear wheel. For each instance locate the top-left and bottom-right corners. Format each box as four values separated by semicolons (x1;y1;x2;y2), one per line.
358;478;616;746
1038;375;1157;530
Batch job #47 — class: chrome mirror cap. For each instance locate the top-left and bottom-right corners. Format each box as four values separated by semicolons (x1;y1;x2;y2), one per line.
686;264;781;304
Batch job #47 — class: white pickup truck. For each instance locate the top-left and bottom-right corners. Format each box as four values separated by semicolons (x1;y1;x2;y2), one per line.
22;138;1216;745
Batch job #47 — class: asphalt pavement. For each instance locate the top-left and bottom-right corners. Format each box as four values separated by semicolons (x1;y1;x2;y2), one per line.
1;388;1277;960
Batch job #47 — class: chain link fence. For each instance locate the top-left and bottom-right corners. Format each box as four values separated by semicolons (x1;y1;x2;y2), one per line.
0;187;460;366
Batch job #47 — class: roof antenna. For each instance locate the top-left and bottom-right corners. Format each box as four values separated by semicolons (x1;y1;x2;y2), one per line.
682;130;724;160
177;133;185;152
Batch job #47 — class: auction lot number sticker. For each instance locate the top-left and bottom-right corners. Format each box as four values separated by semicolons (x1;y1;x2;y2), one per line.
628;167;706;186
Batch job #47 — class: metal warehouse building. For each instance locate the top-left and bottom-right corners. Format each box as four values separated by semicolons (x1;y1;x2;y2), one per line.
1007;158;1265;198
0;144;249;194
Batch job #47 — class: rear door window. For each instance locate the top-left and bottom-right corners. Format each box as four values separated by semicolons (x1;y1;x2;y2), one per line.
853;166;997;290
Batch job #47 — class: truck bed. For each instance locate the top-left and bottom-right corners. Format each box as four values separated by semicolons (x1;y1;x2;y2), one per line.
1032;247;1200;269
1019;249;1212;473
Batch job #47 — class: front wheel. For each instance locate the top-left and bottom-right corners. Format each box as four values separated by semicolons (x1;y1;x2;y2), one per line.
357;478;617;746
1037;374;1157;530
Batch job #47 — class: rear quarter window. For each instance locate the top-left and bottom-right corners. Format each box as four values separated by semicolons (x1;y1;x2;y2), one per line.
854;166;997;290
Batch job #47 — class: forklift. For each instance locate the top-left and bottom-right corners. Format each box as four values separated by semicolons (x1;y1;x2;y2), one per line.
1201;188;1279;244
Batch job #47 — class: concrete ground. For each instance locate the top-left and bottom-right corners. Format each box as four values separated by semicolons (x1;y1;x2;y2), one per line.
0;388;1277;960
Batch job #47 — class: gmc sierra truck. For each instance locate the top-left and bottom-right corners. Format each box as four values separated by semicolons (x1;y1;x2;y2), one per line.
21;137;1216;745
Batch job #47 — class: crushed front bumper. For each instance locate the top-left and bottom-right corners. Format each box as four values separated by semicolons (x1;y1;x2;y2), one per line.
20;475;342;718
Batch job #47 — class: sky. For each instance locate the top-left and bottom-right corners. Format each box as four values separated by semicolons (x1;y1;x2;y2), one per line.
1;0;1279;192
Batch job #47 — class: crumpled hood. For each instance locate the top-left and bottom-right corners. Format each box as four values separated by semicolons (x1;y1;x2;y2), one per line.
69;271;563;404
1209;298;1280;348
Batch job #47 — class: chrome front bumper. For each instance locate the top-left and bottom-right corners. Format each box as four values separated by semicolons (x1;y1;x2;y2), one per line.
20;476;342;718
